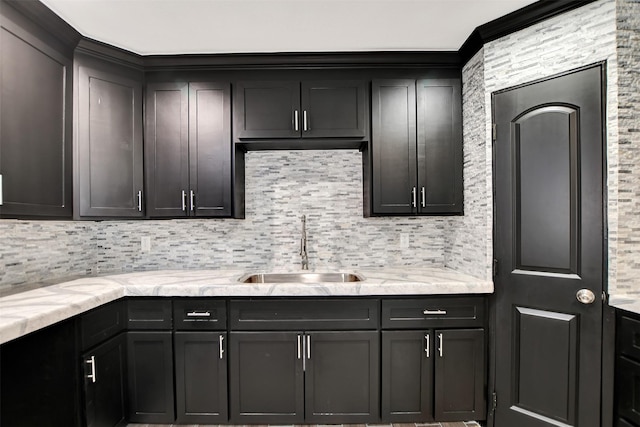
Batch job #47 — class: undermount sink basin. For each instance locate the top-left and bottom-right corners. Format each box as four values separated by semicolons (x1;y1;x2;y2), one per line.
239;272;364;283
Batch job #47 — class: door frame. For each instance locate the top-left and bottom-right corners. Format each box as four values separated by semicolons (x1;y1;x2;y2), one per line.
487;61;613;427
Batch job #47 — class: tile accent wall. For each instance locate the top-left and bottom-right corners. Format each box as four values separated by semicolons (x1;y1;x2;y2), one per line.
615;0;640;296
482;0;620;292
444;49;492;281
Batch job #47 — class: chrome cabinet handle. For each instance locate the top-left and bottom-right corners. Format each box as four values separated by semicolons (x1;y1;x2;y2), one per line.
0;174;3;205
86;356;96;383
303;110;309;131
219;335;225;359
137;190;142;212
186;311;211;317
307;335;311;360
423;309;447;315
421;187;426;208
412;187;417;208
438;333;443;357
181;190;187;212
576;289;596;304
425;335;430;358
189;190;195;212
294;110;299;131
297;335;302;359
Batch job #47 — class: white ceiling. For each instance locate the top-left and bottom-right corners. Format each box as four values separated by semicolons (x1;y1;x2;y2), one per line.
39;0;538;55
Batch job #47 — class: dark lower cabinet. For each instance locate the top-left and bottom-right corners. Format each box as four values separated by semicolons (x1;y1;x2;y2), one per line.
229;331;304;424
305;331;379;423
381;330;433;422
434;328;485;421
174;331;228;423
616;310;640;427
82;333;127;427
126;331;175;423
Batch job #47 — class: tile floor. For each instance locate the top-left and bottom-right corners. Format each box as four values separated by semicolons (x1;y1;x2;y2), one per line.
127;423;482;427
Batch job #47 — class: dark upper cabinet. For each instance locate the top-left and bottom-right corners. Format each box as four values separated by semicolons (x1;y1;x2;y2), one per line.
145;81;232;218
305;331;380;424
0;3;73;218
234;80;367;141
370;78;462;215
82;333;127;427
75;53;144;218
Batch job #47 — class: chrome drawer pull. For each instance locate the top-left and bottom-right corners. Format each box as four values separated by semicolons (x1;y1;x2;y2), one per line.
423;309;447;315
219;335;225;359
186;311;211;317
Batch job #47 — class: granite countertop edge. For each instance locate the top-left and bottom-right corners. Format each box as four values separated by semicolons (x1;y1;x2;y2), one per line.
0;268;494;345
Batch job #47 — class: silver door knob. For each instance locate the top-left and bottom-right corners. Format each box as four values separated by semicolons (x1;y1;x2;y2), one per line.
576;289;596;304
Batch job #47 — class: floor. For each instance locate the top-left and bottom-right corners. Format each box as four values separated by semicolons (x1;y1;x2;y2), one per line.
127;423;482;427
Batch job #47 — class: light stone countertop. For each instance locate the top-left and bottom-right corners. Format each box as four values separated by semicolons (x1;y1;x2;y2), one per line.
0;267;493;345
609;294;640;315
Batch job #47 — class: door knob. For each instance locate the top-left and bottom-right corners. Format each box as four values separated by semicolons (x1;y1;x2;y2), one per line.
576;289;596;304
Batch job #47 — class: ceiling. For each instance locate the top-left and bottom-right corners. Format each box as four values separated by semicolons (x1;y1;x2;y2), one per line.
39;0;538;56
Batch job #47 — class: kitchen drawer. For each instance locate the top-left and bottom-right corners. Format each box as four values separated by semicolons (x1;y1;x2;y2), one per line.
617;356;640;426
619;312;640;362
127;299;172;330
80;298;126;350
173;299;227;330
382;297;485;329
229;298;379;330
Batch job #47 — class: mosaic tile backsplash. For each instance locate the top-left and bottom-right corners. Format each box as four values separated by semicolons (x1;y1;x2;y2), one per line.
0;150;459;290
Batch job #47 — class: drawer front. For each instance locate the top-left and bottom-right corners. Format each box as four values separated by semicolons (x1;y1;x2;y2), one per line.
80;299;126;350
229;299;379;330
617;356;640;426
382;297;485;329
619;313;640;362
127;299;172;330
173;299;227;330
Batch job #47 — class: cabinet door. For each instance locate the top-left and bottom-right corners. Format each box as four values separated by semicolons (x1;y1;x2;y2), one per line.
617;357;640;426
229;331;304;424
126;331;175;423
174;332;228;423
434;328;485;421
145;82;189;218
371;79;417;214
301;80;367;138
234;81;300;139
0;13;72;218
381;330;433;422
417;78;462;214
76;56;144;218
189;82;232;216
82;333;126;427
305;331;380;424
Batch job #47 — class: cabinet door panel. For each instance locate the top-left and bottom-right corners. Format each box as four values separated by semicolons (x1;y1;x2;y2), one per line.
417;78;462;213
145;82;189;217
77;57;144;217
234;81;300;139
617;356;640;426
189;82;232;216
371;79;417;214
126;331;174;423
83;333;126;427
175;332;228;423
434;328;485;421
381;330;433;422
305;331;379;424
229;331;304;424
301;80;367;138
0;21;72;218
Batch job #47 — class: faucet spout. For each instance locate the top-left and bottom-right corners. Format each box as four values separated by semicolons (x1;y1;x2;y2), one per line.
300;215;309;270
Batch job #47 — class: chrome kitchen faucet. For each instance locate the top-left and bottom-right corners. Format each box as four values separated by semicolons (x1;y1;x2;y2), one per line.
300;215;309;270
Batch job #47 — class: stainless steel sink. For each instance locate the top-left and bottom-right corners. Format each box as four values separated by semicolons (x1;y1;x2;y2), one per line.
239;272;364;283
